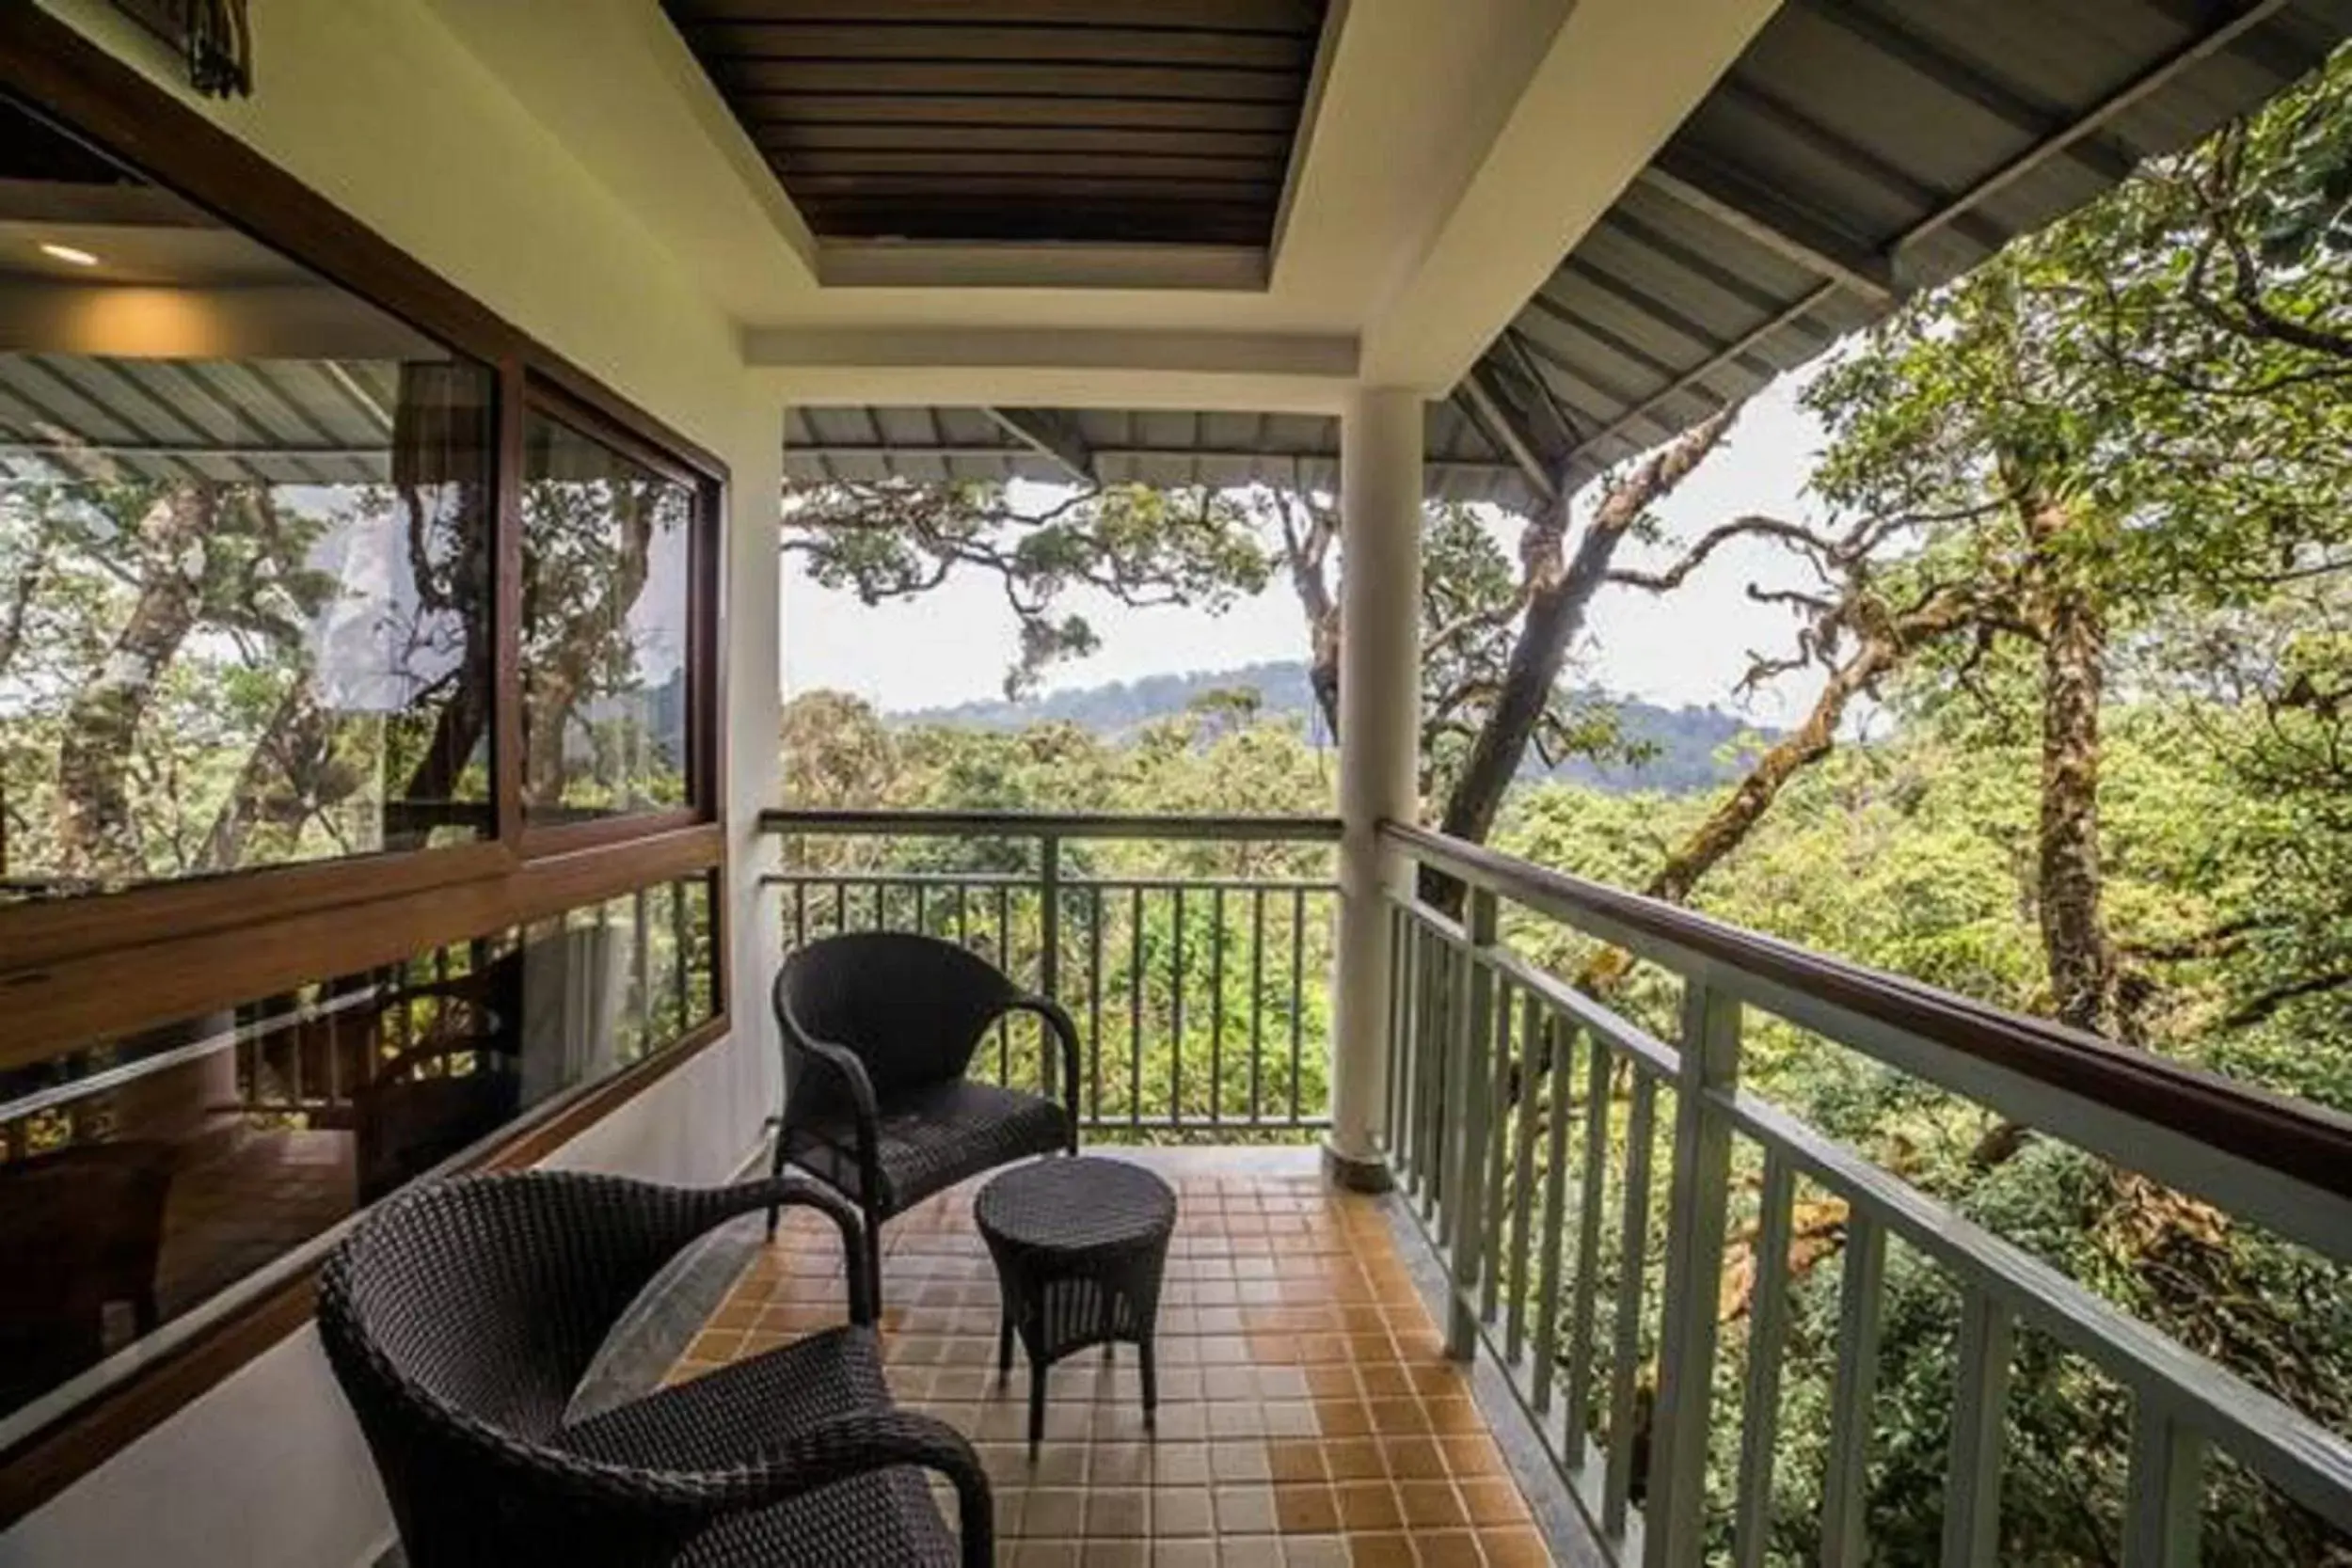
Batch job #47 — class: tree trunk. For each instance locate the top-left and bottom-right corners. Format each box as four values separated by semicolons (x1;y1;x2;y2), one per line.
2024;486;2114;1035
54;485;215;879
1650;595;1968;905
1438;409;1739;850
198;673;360;872
1306;603;1341;744
1582;589;1973;991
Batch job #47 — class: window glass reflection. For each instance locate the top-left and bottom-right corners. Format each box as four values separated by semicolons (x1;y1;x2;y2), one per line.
519;409;694;823
0;99;499;901
0;872;717;1424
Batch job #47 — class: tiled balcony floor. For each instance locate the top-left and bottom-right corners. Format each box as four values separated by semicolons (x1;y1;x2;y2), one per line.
673;1148;1558;1567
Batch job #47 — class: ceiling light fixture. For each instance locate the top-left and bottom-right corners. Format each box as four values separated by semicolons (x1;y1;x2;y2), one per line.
39;243;100;266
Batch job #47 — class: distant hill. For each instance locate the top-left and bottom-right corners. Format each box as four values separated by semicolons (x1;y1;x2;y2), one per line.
893;659;1769;795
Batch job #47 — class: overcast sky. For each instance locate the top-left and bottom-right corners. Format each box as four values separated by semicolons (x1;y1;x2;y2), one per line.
783;372;1836;725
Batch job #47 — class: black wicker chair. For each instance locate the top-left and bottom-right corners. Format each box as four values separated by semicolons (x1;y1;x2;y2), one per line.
768;931;1080;1307
318;1169;990;1568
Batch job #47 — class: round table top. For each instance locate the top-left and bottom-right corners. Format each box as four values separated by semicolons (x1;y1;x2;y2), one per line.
975;1156;1177;1256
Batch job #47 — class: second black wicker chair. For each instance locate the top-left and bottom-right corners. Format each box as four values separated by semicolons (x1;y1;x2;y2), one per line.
768;931;1080;1307
318;1168;990;1568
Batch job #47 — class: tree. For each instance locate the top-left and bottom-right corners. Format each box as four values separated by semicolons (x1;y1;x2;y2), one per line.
785;407;1758;856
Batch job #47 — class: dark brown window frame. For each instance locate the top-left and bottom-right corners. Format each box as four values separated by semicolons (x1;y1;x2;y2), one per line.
0;5;742;1523
514;377;726;861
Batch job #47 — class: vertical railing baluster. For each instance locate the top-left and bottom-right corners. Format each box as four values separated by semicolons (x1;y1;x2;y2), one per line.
833;879;847;938
1394;916;1421;1173
1504;990;1542;1365
1563;1030;1610;1458
1209;885;1225;1126
1289;885;1306;1122
995;882;1011;1079
956;882;969;950
1820;1212;1887;1568
1940;1290;2014;1568
913;879;926;938
1602;1072;1658;1541
1647;982;1743;1568
632;885;651;1053
1411;931;1440;1203
1128;885;1144;1132
1733;1150;1796;1568
1531;1017;1574;1416
1038;837;1059;998
2122;1403;2203;1568
673;879;692;1030
793;879;807;950
1251;888;1268;1125
1445;887;1499;1357
1089;884;1104;1126
1171;886;1186;1124
1039;833;1061;1102
1479;977;1514;1326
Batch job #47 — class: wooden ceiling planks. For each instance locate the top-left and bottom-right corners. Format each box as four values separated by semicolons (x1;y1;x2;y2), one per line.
662;0;1328;245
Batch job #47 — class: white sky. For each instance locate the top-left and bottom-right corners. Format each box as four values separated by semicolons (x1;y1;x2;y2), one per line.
782;372;1835;725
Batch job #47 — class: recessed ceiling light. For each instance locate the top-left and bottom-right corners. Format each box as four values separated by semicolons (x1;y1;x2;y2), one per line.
39;243;100;267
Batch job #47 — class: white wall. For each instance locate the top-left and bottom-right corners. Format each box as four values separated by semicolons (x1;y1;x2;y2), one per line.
6;6;789;1565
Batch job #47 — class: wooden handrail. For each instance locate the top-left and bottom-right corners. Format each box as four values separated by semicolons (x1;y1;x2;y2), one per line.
760;808;1343;842
1384;818;2352;1208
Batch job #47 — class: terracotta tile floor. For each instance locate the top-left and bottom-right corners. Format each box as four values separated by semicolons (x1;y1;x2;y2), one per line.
673;1150;1555;1567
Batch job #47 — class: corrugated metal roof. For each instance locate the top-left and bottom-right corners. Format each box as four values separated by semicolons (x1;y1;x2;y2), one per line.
0;354;397;486
781;399;1529;507
784;0;2352;512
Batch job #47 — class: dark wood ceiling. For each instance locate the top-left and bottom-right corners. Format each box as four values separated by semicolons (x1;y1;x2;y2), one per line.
661;0;1330;245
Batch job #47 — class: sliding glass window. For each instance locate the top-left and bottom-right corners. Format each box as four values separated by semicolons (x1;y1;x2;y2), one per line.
0;54;730;1500
519;405;700;829
0;99;499;903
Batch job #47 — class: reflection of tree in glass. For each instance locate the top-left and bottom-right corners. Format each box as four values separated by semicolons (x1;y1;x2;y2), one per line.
519;461;687;814
0;361;494;894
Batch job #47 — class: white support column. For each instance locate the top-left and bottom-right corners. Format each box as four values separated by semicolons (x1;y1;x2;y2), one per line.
724;392;788;1162
1327;385;1422;1191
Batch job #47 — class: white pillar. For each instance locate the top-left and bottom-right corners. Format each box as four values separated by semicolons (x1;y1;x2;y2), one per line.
724;389;788;1164
1327;385;1422;1190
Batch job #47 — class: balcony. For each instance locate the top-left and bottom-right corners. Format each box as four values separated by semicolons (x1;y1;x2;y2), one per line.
5;4;2352;1564
741;812;2352;1566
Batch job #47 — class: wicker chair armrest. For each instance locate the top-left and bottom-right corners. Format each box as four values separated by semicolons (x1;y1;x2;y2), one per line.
726;1407;993;1567
997;995;1082;1148
786;1031;887;1205
702;1176;873;1323
429;1406;989;1560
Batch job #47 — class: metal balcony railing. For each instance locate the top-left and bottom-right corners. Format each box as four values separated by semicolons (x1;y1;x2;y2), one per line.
759;810;1341;1137
1382;820;2352;1567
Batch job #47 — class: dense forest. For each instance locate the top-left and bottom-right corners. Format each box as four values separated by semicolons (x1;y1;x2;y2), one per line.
896;658;1772;794
782;48;2352;1567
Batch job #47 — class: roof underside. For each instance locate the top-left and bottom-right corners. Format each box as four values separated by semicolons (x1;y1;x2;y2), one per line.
0;354;399;487
784;0;2352;514
661;0;1330;246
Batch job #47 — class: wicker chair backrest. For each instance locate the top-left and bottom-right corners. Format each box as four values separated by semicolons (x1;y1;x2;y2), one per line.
319;1171;754;1564
776;932;1021;1102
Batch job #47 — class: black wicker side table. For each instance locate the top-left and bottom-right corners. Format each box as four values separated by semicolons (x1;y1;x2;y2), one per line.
975;1156;1177;1452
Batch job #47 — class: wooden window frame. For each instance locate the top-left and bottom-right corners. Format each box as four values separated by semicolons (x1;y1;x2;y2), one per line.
0;5;745;1523
512;377;726;860
0;8;736;975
